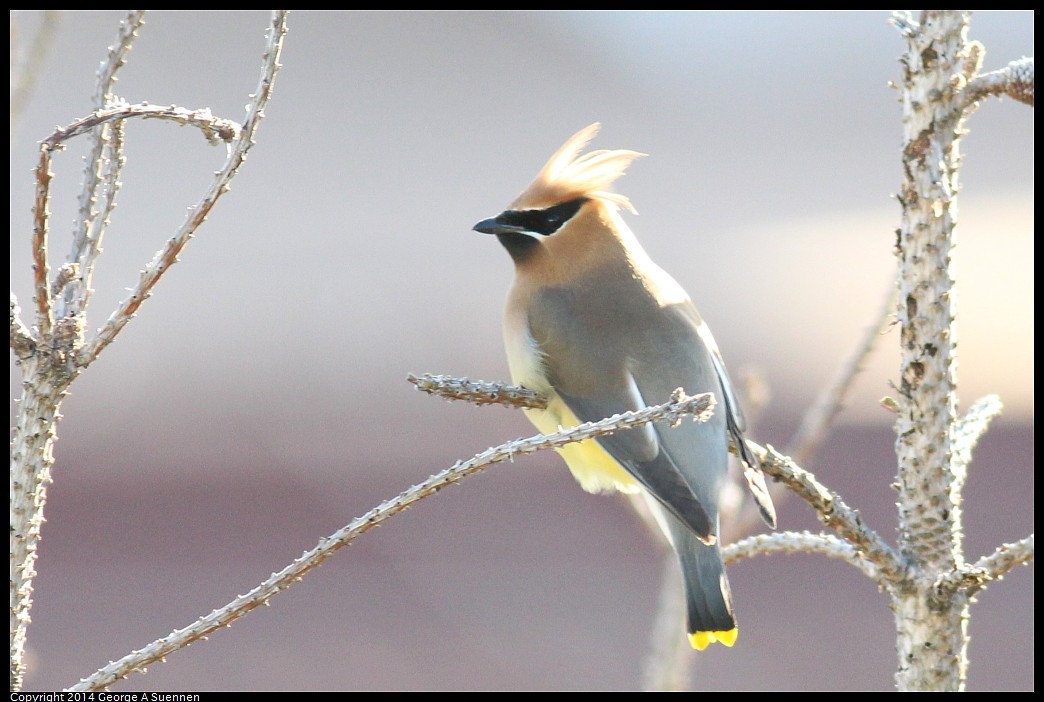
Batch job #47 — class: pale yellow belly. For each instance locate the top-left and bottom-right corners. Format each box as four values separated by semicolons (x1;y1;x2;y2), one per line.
525;397;641;495
504;302;639;494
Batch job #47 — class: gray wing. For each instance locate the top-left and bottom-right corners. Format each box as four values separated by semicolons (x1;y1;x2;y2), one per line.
697;319;777;529
557;385;715;541
528;281;733;543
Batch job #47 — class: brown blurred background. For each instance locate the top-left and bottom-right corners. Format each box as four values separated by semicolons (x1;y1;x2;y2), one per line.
9;10;1032;691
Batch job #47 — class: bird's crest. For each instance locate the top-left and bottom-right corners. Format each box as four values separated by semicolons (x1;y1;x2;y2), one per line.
510;123;645;214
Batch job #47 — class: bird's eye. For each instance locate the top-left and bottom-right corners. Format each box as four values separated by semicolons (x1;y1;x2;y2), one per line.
501;197;587;236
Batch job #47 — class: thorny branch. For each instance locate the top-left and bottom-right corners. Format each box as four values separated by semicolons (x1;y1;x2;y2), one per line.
724;531;891;588
29;103;241;346
641;556;690;692
69;388;715;691
952;395;1004;478
77;11;285;366
785;286;896;465
407;372;548;409
934;535;1035;598
42;103;241;152
750;443;907;588
963;56;1035;108
410;374;909;592
10;10;289;691
9;294;35;359
61;9;146;320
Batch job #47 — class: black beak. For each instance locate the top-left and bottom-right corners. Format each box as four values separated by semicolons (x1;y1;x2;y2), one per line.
473;216;530;236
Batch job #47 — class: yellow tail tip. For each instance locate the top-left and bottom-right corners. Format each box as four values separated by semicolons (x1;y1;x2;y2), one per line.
689;628;738;651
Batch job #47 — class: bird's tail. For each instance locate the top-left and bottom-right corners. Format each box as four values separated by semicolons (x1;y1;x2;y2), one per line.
665;512;738;650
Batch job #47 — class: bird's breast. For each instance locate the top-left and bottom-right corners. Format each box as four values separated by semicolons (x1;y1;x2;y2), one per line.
503;299;640;495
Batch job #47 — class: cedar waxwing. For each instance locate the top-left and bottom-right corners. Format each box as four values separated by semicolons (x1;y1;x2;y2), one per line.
473;123;776;650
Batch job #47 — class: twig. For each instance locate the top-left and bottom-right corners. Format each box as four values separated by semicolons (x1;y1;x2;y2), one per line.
68;388;714;691
964;535;1035;595
41;104;242;150
640;554;690;692
952;395;1003;477
934;535;1035;598
69;118;126;317
407;372;548;409
722;286;895;556
963;57;1035;108
30;104;241;342
9;294;36;359
724;531;891;590
752;443;907;590
415;371;910;687
786;286;896;465
31;141;55;339
77;10;287;367
411;373;904;586
947;395;1004;560
60;9;146;319
10;11;290;690
93;10;147;106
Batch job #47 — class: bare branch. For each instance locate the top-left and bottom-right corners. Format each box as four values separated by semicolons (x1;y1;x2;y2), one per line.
965;535;1035;593
77;10;288;367
30;103;241;344
10;294;36;359
945;394;1004;562
42;104;242;150
11;12;289;690
935;535;1034;598
786;285;896;465
62;118;127;319
407;372;548;409
735;366;771;429
94;10;147;106
9;358;69;690
412;373;904;587
724;531;893;590
716;285;896;592
31;143;55;339
31;107;238;353
891;12;979;689
49;263;81;298
60;10;146;319
640;554;691;692
893;7;965;569
953;395;1003;477
752;442;908;589
68;387;714;691
963;57;1035;108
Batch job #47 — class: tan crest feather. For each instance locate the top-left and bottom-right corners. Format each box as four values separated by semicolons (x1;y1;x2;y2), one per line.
510;123;646;214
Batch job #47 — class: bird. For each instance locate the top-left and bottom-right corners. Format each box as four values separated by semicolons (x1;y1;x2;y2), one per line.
473;123;776;650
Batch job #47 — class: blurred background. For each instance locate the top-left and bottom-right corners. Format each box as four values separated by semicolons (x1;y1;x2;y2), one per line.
9;10;1032;691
